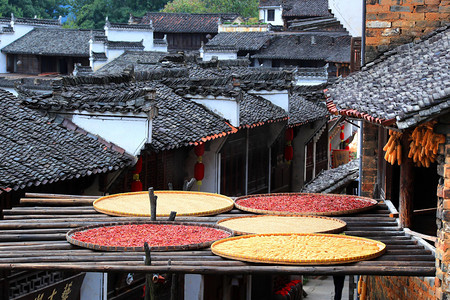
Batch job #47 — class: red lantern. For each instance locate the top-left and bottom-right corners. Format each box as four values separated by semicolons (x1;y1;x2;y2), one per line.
284;145;293;161
345;138;350;150
194;144;205;156
131;156;143;192
285;128;294;141
194;162;205;182
340;124;345;141
194;144;205;187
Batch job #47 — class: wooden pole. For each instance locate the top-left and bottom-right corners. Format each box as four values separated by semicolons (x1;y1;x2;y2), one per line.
149;188;157;222
400;133;414;228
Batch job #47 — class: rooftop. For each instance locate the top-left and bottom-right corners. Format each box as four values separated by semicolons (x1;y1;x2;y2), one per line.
0;89;133;193
1;28;93;57
326;25;450;129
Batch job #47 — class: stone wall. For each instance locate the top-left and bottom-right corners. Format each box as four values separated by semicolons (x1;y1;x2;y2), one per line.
365;0;450;62
361;122;378;198
366;276;436;299
434;115;450;298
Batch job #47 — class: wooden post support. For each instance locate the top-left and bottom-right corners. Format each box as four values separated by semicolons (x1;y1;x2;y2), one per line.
144;242;154;300
149;188;157;222
400;133;414;228
168;211;177;222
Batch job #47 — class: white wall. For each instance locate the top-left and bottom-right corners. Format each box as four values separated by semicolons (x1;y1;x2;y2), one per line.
80;273;107;300
105;48;126;62
329;0;363;37
72;113;149;156
0;24;35;73
190;95;239;127
248;89;289;112
259;6;283;26
203;51;237;61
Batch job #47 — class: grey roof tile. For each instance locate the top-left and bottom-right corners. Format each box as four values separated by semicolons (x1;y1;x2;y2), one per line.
140;13;240;33
252;33;351;63
0;89;133;192
289;86;329;126
1;28;94;57
301;159;359;193
240;93;287;127
326;25;450;129
205;32;271;51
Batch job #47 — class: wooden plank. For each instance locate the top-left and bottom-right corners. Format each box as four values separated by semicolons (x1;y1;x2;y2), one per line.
24;193;99;199
20;198;95;206
0;263;435;276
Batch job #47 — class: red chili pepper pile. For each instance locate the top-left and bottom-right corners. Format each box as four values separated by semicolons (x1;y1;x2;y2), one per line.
237;194;374;213
72;224;230;248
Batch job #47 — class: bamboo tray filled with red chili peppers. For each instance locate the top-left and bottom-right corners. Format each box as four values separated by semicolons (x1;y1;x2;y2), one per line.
234;192;378;216
66;221;234;252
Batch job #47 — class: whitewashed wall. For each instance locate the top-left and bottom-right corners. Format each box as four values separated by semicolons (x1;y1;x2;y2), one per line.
259;6;283;26
0;24;35;73
248;89;289;112
190;95;239;127
202;51;237;61
329;0;363;37
72;113;150;156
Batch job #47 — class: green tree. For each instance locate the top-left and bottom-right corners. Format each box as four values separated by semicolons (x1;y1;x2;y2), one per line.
162;0;258;18
0;0;69;19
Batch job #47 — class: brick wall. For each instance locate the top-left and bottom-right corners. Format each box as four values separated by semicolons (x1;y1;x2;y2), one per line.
365;0;450;62
366;276;436;299
434;115;450;299
361;122;378;198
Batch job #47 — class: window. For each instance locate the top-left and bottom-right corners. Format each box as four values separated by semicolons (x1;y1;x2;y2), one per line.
267;9;275;21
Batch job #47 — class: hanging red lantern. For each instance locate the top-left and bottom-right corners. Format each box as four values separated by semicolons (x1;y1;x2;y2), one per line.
194;161;205;183
194;143;205;187
284;128;294;163
131;156;143;192
340;124;345;141
285;127;294;141
284;145;294;161
345;138;350;150
194;143;205;156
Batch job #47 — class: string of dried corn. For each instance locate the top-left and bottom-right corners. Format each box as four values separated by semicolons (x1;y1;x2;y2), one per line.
383;130;403;165
408;120;445;167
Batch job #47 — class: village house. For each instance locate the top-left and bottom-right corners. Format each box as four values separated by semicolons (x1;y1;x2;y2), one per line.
0;16;167;75
326;21;449;300
130;12;243;52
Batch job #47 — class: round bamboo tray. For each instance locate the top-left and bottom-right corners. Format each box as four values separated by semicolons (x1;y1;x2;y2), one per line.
66;221;234;252
93;191;234;217
211;233;386;265
217;215;347;235
234;192;378;216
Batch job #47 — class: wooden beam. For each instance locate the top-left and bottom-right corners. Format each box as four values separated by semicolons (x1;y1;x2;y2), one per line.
399;133;414;228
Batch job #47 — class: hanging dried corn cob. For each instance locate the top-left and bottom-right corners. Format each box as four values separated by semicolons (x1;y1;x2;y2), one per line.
383;130;403;165
408;120;445;167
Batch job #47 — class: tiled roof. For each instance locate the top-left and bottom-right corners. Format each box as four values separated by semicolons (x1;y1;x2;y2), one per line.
96;51;180;74
140;13;240;33
108;22;153;30
252;33;351;63
0;16;61;26
259;0;281;7
1;26;14;33
288;16;347;32
240;93;288;128
92;52;107;61
326;25;450;129
1;28;93;57
205;32;271;51
154;38;168;45
106;40;144;50
18;75;238;152
301;159;359;193
149;83;238;151
289;86;329;127
22;78;156;113
0;89;133;193
282;0;332;18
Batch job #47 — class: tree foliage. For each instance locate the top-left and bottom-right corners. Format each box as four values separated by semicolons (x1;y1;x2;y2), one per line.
162;0;259;18
1;0;258;28
0;0;69;19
